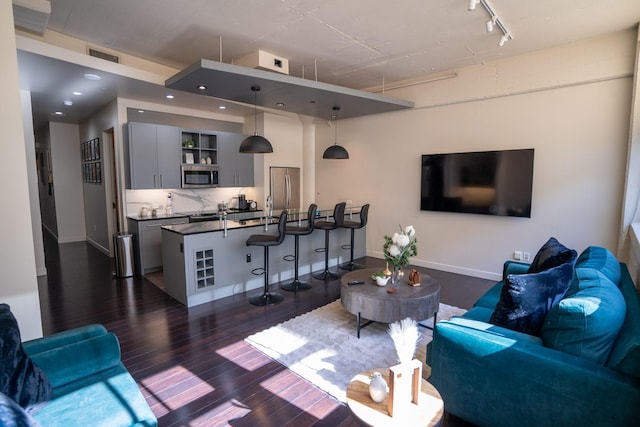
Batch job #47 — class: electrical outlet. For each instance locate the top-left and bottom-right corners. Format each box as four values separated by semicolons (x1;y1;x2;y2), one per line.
514;250;523;260
523;252;531;262
246;253;251;263
346;199;353;205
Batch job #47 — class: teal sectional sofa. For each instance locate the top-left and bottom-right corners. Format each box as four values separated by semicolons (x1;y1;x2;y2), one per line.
428;245;640;427
0;312;157;427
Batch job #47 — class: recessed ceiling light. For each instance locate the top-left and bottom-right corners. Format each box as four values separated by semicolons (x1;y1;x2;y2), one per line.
83;73;101;81
72;91;83;96
64;100;73;106
166;94;174;99
276;102;285;108
197;84;207;90
218;105;226;110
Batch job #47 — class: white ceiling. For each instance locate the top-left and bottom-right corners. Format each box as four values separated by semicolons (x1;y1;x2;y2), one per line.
15;0;640;129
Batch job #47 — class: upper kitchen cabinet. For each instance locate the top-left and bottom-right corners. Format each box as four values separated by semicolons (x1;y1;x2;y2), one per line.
126;122;181;189
218;133;254;187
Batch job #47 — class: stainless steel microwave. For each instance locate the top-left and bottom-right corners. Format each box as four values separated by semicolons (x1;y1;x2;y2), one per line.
181;164;219;188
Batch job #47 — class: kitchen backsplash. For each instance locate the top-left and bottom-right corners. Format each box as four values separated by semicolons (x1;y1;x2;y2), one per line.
126;187;261;216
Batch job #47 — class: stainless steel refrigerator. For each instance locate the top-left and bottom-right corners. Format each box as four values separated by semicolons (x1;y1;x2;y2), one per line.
270;167;301;211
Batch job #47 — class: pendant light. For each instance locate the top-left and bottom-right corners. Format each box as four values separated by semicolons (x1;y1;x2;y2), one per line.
322;106;349;159
239;85;273;153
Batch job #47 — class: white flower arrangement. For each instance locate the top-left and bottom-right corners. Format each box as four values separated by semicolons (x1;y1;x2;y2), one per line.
383;225;417;268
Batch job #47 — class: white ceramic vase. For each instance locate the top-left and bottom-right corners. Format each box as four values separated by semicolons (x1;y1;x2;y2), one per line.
369;371;388;403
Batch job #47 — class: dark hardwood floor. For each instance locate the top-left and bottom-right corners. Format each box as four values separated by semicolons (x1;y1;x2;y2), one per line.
37;233;492;426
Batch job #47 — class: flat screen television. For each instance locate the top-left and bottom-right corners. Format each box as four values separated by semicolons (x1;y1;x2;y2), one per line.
420;148;534;218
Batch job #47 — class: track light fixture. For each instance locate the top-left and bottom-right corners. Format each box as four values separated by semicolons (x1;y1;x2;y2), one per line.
486;16;496;33
322;106;349;160
468;0;512;47
239;86;274;154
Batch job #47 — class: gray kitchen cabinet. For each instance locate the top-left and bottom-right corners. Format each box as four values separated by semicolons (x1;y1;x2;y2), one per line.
218;132;254;187
128;216;189;275
127;122;181;189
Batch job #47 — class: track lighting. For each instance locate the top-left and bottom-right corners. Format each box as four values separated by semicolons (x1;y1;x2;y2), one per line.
467;0;512;47
486;16;496;32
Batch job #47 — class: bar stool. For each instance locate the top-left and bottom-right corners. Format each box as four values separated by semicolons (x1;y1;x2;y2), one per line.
281;204;318;292
312;202;346;281
339;203;370;271
246;210;288;306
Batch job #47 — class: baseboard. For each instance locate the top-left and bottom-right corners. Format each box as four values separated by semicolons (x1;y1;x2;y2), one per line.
366;251;501;281
86;238;109;256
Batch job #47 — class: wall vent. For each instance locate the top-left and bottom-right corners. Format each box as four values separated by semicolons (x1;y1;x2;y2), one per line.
88;47;120;64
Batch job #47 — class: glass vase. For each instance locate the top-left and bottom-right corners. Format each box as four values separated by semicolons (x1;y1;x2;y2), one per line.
391;265;403;285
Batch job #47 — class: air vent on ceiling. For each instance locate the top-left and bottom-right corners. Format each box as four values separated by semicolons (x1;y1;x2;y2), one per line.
236;50;289;75
88;47;120;64
12;0;51;34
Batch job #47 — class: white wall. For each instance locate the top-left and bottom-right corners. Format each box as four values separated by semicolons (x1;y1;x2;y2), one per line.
316;30;636;280
80;101;118;253
50;122;86;243
0;2;42;339
21;90;46;276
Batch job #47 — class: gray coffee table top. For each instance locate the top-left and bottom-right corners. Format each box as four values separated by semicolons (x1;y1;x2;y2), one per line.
340;268;441;325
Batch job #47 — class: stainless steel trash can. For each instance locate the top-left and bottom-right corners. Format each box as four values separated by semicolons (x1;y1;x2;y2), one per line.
113;233;135;277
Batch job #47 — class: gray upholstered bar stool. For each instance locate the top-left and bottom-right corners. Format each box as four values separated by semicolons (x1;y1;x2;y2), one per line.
339;203;370;271
281;204;318;292
312;202;346;281
246;210;288;306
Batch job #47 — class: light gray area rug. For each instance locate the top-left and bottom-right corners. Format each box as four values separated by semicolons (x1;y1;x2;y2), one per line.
245;300;466;403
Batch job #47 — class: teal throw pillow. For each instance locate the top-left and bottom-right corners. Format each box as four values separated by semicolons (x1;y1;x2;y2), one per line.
541;268;626;365
489;260;575;336
576;246;621;286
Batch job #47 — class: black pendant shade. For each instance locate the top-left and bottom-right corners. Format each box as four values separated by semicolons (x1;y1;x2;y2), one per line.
323;106;349;159
240;86;273;153
239;133;273;153
322;144;349;159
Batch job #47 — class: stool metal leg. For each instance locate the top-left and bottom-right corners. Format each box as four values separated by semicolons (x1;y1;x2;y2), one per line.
339;228;364;271
281;235;312;292
312;229;341;281
250;246;285;306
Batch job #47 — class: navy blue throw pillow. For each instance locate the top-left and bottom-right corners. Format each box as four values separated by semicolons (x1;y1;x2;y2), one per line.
528;237;577;273
490;262;576;336
0;392;42;427
0;304;52;414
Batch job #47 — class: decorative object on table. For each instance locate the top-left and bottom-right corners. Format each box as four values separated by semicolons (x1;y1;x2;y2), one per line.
371;271;389;286
408;269;422;286
368;371;388;403
383;225;418;285
387;317;422;416
383;262;392;276
375;276;390;286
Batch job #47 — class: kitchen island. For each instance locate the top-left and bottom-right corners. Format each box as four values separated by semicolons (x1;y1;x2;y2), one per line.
161;208;366;307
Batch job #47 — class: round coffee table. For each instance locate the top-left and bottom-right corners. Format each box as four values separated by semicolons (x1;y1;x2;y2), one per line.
341;268;441;338
346;368;444;426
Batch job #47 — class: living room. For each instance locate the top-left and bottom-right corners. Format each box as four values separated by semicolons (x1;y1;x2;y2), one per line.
2;1;640;425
